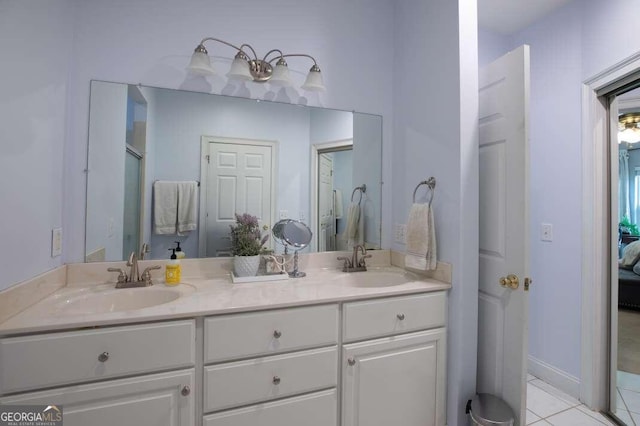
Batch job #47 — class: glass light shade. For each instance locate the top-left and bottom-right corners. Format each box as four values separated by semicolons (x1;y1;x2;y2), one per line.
226;57;253;81
301;67;325;92
619;128;640;144
270;63;292;86
187;51;215;76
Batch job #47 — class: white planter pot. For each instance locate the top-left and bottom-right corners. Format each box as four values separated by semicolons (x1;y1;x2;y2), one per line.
233;255;261;277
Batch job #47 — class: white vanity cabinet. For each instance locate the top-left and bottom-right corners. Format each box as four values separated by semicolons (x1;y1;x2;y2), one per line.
203;304;339;426
341;292;447;426
0;320;196;426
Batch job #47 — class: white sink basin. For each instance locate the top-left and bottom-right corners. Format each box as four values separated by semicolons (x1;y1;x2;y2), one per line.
340;269;422;287
52;284;195;315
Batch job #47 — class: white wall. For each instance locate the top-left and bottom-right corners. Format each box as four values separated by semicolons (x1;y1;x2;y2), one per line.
478;0;640;396
392;0;479;424
0;1;74;290
63;0;395;265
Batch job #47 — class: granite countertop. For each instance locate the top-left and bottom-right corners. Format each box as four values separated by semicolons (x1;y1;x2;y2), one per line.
0;251;451;336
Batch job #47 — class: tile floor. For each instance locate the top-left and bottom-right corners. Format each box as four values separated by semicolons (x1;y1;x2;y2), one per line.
616;370;640;425
526;373;617;425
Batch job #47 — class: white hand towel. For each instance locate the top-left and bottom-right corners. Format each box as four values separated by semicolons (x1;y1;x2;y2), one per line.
405;203;437;271
153;181;178;235
177;181;198;235
334;189;344;219
345;203;360;247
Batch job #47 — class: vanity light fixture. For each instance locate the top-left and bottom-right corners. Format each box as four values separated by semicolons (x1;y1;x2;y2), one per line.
187;37;325;92
619;113;640;144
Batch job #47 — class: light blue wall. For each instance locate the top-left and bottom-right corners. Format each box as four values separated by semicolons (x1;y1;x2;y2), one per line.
0;1;74;290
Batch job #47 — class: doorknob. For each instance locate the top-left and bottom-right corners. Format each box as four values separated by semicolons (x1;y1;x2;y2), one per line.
263;225;269;231
499;274;519;290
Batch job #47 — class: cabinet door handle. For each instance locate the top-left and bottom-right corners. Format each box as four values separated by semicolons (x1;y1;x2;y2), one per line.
98;352;109;362
397;313;405;320
347;357;356;366
273;330;282;339
181;385;191;396
272;376;281;385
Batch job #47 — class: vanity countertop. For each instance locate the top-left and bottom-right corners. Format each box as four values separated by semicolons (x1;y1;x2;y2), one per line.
0;252;451;336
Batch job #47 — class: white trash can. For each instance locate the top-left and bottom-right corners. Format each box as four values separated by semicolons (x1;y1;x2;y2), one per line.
466;393;515;426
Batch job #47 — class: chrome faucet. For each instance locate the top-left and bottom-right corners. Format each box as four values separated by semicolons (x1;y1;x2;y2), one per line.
108;251;161;288
140;242;151;260
337;244;372;272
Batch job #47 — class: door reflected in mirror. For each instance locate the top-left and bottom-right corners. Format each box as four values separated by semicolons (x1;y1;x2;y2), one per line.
85;81;382;261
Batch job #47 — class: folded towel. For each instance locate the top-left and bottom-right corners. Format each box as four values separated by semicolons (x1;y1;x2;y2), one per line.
177;181;198;235
346;203;365;248
405;203;437;271
153;181;179;235
334;189;344;219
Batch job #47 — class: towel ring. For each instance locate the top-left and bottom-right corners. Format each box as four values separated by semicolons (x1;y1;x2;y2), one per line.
351;184;367;205
412;177;436;205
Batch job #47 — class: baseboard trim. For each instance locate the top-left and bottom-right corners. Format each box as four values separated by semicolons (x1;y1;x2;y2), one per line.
528;355;581;399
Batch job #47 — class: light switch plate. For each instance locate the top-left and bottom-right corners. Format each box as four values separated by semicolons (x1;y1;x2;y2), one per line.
51;228;62;257
541;223;553;242
279;210;289;220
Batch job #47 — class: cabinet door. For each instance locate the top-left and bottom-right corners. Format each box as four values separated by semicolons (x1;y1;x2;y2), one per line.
342;329;446;426
0;369;195;426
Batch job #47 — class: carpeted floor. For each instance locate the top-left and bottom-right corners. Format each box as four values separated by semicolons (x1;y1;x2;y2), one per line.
618;309;640;374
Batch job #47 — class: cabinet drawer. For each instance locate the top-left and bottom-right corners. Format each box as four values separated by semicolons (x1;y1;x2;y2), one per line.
203;389;337;426
204;304;338;362
0;369;195;426
204;346;337;412
0;320;195;394
343;292;446;342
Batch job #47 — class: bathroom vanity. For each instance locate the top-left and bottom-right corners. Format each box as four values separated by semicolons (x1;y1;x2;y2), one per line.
0;251;449;426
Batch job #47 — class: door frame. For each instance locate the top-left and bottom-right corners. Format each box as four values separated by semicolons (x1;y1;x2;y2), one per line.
310;138;353;252
198;135;278;257
581;51;640;410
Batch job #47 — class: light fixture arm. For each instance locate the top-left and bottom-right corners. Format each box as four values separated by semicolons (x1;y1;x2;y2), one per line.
198;37;255;60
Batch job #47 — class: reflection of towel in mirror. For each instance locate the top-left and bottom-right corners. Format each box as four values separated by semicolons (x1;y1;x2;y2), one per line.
153;181;178;234
346;203;364;248
405;203;437;271
177;181;198;235
334;189;344;219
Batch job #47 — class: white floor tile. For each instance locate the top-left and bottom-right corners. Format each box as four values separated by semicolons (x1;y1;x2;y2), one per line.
530;379;581;407
619;371;640;393
527;409;541;425
577;405;618;425
528;373;536;382
546;407;608;425
527;383;572;418
629;410;640;425
620;388;640;414
531;421;552;425
616;409;635;425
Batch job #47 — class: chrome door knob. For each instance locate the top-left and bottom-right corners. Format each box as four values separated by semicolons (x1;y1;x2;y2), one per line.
397;313;405;320
272;376;281;385
98;352;109;362
181;385;191;396
273;330;282;339
347;357;356;366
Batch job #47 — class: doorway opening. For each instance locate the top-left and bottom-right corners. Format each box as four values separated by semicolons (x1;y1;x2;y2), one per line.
310;139;353;252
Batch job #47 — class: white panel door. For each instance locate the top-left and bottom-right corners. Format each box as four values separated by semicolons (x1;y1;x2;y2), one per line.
319;153;335;251
0;369;195;426
342;329;446;426
205;141;273;257
477;45;530;425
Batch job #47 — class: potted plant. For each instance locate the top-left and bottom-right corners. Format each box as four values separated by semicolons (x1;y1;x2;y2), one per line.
230;213;269;277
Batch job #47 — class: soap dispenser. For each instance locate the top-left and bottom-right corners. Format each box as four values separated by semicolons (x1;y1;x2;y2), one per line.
174;241;186;259
165;249;181;285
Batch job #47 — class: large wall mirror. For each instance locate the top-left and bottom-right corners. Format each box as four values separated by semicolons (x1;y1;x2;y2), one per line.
85;81;382;262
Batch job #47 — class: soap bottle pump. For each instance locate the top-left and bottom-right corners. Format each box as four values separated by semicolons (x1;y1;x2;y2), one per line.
165;249;181;285
174;241;186;259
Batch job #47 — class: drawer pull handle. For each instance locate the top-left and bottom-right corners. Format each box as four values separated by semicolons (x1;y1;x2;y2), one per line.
98;352;109;362
397;313;406;320
273;330;282;339
181;385;191;396
347;357;356;366
272;376;281;385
